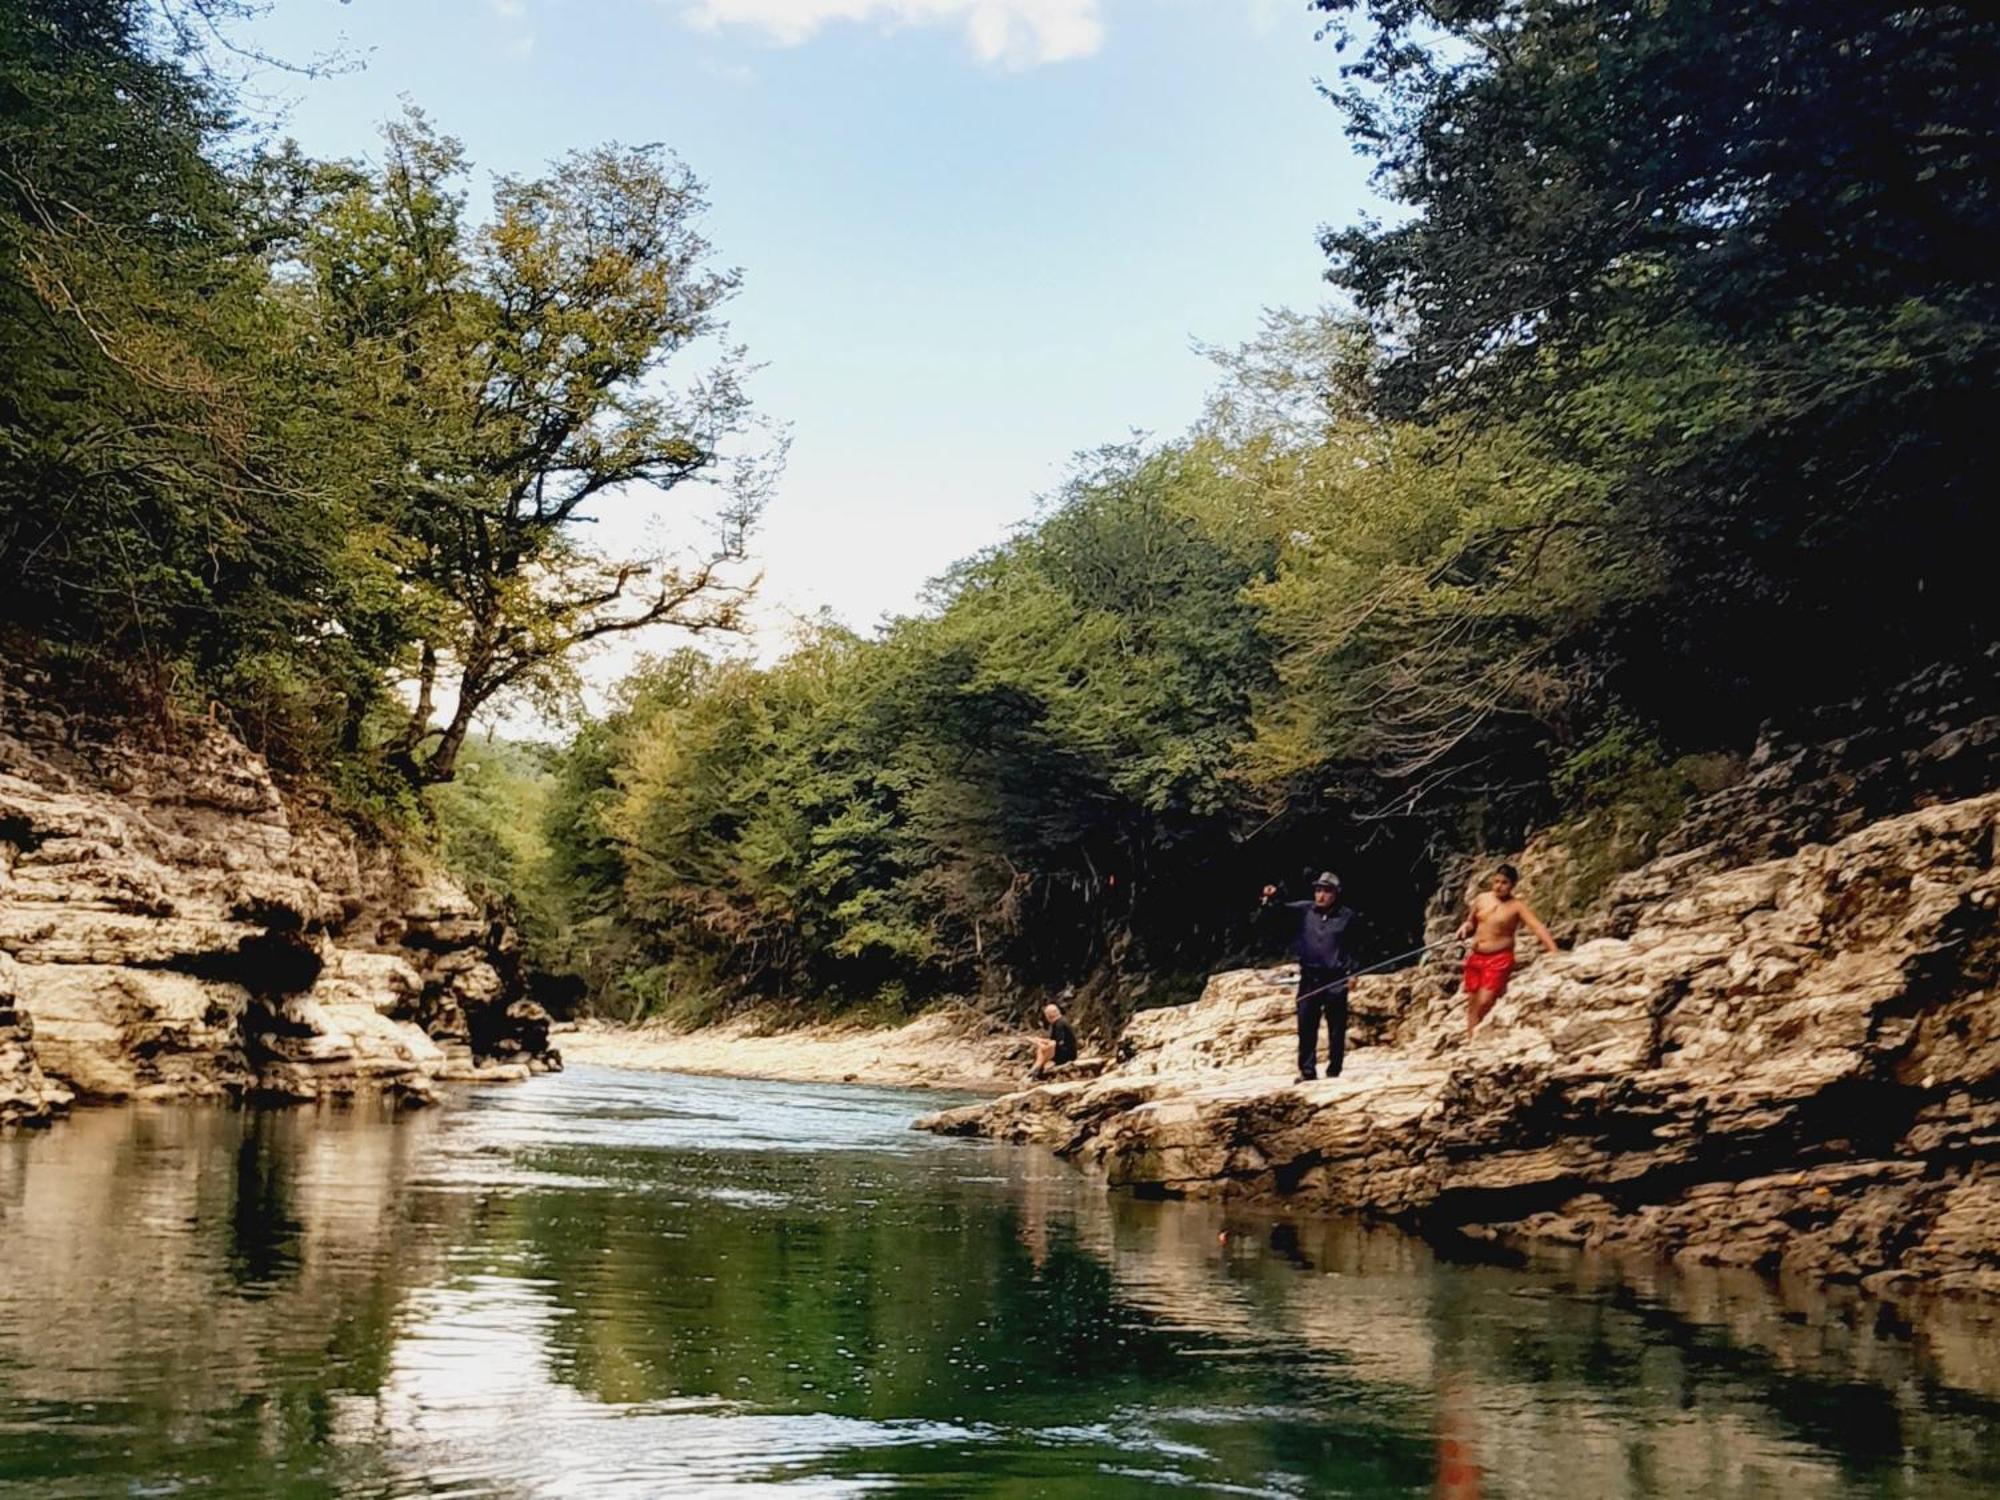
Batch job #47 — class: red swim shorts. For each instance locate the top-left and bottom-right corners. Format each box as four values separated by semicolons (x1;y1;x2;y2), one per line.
1463;948;1516;995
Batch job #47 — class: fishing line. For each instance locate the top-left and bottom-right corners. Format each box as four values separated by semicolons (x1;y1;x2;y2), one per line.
1290;937;1455;1003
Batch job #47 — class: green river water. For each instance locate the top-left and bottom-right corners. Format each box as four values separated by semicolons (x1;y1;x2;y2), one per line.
2;1064;1998;1498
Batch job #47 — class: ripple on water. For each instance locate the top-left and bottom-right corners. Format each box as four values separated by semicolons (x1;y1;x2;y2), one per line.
346;1276;999;1493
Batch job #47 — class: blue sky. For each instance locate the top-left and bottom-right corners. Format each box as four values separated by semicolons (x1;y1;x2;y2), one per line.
239;0;1379;669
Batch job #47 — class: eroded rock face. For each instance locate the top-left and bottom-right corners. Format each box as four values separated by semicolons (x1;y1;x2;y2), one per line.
0;677;559;1124
921;681;2000;1297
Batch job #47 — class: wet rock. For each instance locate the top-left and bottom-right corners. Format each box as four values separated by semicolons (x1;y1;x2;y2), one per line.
0;952;69;1126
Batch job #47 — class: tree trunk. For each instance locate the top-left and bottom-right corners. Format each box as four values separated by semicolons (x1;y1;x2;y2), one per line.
425;702;478;783
392;642;438;753
384;642;440;784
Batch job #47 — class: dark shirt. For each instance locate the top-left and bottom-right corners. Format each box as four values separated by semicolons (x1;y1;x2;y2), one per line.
1268;899;1361;972
1047;1017;1078;1065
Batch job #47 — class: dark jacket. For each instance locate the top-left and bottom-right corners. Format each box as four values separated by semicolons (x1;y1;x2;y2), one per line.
1047;1017;1077;1065
1264;897;1361;972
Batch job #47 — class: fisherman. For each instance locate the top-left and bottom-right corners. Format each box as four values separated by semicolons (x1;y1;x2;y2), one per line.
1030;1000;1078;1078
1455;863;1558;1039
1259;872;1360;1082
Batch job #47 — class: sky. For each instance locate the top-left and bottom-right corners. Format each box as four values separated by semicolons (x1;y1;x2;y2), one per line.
234;0;1381;691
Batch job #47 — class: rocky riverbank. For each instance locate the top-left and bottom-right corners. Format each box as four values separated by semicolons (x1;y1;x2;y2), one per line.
921;663;2000;1297
560;1007;1028;1093
0;675;559;1125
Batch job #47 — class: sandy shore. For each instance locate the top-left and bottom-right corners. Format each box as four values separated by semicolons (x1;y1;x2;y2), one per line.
554;1006;1031;1094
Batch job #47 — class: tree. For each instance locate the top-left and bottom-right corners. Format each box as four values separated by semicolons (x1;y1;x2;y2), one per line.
300;112;771;784
1312;0;2000;727
0;0;392;770
1314;1;2000;412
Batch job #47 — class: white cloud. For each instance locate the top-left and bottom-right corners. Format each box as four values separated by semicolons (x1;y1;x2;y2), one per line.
681;0;1106;67
489;0;537;57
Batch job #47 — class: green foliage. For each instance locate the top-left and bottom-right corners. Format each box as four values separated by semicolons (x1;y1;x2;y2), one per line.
427;736;562;948
0;0;378;769
0;5;764;816
1533;722;1698;925
1550;718;1667;814
1314;2;2000;412
558;82;1996;1020
9;0;1991;1034
544;431;1437;1025
1313;0;2000;730
292;111;769;785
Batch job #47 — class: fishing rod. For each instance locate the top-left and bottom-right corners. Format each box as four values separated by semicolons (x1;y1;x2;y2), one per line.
1291;936;1457;1003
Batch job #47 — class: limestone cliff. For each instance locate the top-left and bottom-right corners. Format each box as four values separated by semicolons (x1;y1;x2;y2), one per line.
0;674;558;1124
920;663;2000;1297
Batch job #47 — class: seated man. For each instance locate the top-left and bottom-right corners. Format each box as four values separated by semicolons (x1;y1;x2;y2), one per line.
1031;1001;1078;1077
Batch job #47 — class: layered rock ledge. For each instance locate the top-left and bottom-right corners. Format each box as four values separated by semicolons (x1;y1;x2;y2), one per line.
0;677;558;1124
920;682;2000;1297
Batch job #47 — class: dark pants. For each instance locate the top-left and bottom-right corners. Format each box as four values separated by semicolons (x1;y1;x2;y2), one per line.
1297;964;1349;1079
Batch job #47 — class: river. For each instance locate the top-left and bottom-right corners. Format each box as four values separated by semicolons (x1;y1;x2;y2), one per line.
2;1065;1998;1498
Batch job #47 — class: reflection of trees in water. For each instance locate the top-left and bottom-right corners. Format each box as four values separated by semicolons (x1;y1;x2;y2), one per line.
1073;1196;2000;1499
481;1142;1215;1419
1422;1247;2000;1493
7;1097;2000;1498
471;1141;1440;1492
0;1100;456;1494
226;1112;304;1293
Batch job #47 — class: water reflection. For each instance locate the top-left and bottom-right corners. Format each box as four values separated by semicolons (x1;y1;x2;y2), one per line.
227;1111;306;1294
0;1066;1997;1497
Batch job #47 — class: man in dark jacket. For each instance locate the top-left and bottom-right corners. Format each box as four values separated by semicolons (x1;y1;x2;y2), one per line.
1260;872;1360;1081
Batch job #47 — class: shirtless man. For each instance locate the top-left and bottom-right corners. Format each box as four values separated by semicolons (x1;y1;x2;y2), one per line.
1455;864;1557;1038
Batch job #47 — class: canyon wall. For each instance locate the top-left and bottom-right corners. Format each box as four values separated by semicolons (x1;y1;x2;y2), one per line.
0;674;557;1125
